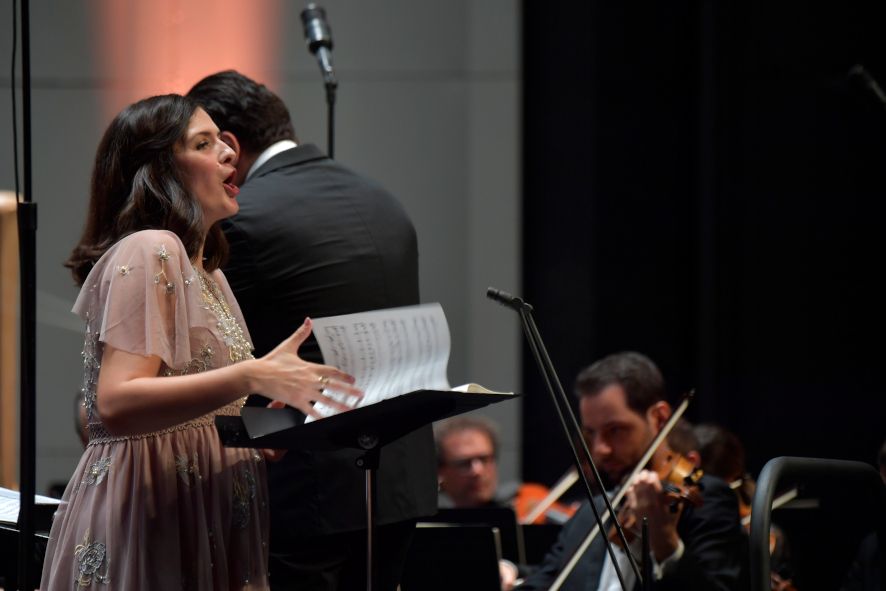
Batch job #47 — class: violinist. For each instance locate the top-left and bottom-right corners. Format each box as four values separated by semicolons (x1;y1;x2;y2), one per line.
514;352;744;591
436;415;517;509
664;418;702;470
693;423;752;509
695;422;799;590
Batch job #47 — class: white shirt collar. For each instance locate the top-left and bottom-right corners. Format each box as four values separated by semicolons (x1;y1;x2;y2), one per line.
245;140;298;182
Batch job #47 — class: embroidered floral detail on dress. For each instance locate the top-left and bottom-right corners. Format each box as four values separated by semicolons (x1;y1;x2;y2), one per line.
116;264;130;276
175;453;203;486
74;528;110;587
80;318;101;423
77;456;112;490
232;468;257;529
233;468;258;584
156;243;170;261
196;270;254;363
153;243;176;295
162;344;214;377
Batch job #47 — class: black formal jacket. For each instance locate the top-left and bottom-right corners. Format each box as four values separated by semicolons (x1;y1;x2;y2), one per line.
520;475;745;591
221;144;438;540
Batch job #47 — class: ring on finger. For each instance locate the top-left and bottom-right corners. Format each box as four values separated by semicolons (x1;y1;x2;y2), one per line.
317;375;330;391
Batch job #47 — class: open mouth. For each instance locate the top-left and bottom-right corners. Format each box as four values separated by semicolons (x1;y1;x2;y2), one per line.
222;171;240;198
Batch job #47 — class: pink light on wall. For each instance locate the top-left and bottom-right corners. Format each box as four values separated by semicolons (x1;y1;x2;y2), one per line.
92;0;283;120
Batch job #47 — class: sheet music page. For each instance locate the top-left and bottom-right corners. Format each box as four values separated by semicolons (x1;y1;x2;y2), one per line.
307;303;451;421
0;487;60;524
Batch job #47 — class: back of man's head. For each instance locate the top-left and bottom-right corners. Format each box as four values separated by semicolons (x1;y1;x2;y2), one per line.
668;418;700;457
694;422;746;483
187;70;296;155
574;351;666;415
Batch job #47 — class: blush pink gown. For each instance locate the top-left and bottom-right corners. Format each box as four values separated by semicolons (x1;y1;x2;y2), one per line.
40;229;270;590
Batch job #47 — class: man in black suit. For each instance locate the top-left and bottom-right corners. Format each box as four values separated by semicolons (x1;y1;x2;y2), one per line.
511;352;744;591
188;71;437;591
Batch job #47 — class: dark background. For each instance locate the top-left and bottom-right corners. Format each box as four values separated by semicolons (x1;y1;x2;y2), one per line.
522;1;886;485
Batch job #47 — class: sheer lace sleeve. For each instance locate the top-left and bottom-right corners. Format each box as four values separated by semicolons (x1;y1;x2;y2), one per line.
72;229;211;369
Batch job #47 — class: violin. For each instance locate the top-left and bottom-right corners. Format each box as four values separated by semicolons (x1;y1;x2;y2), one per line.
770;572;798;591
655;452;704;507
514;483;580;524
608;451;704;548
514;467;581;525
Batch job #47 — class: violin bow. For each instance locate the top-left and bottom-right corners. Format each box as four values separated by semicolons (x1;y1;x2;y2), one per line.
520;466;580;525
740;487;798;528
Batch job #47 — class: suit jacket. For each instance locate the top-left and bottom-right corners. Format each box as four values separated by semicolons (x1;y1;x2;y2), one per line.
221;144;438;540
520;475;744;591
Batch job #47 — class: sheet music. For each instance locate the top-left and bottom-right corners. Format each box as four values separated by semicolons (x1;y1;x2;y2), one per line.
0;487;61;524
307;303;451;421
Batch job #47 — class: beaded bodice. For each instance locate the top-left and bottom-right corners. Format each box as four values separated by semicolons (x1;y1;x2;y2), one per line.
80;249;254;444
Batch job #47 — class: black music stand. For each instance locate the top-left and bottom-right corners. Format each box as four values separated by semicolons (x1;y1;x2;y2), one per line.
216;388;516;591
400;523;503;591
424;507;525;564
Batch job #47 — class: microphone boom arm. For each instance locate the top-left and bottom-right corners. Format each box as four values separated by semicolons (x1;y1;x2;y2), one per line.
487;287;642;590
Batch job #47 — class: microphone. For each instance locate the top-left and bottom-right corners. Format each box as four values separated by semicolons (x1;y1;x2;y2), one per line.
486;287;533;311
848;64;886;112
301;4;337;87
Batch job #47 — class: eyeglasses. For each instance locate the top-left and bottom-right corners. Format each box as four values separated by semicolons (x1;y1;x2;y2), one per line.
443;454;496;472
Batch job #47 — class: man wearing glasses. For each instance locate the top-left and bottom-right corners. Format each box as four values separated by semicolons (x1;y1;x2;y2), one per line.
436;415;509;508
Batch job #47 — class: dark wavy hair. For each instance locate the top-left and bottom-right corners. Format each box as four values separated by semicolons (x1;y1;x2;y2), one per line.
187;70;296;155
66;94;228;285
574;351;666;415
693;423;746;482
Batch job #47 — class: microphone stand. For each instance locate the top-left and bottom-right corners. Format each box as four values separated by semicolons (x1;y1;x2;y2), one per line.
324;75;337;159
301;4;338;159
15;1;38;589
641;518;653;591
487;288;642;590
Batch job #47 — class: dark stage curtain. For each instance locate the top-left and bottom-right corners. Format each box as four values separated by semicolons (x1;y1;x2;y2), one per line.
521;1;886;485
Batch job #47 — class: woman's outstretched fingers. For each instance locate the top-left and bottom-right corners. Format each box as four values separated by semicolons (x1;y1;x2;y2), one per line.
313;369;358;390
318;391;359;414
284;317;313;349
324;379;363;405
314;363;357;385
302;402;325;420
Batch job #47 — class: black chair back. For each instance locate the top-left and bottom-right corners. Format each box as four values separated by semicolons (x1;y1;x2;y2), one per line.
749;456;886;591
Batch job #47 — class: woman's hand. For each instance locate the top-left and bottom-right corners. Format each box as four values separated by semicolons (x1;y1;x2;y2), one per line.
247;318;363;419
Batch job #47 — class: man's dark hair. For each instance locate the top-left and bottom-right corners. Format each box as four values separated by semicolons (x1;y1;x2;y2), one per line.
694;422;746;483
187;70;296;155
434;415;500;465
574;351;666;415
667;418;699;457
65;94;227;285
